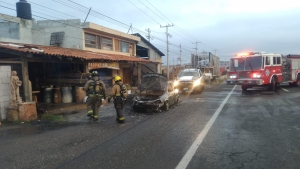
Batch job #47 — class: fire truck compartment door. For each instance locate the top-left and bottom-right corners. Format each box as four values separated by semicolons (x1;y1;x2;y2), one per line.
291;59;300;80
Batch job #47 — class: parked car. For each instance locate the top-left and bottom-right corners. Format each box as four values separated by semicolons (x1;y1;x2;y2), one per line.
173;68;205;93
132;73;179;112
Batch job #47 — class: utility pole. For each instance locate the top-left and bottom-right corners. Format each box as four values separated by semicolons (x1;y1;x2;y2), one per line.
179;43;182;66
193;41;201;67
145;28;153;42
212;49;218;55
160;24;173;80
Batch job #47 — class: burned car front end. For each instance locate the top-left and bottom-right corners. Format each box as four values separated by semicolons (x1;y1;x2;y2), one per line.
132;73;168;112
132;94;167;111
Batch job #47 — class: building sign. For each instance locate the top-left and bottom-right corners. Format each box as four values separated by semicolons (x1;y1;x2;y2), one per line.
88;62;119;70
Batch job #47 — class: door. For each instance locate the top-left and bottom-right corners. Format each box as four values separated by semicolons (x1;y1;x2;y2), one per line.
122;68;131;84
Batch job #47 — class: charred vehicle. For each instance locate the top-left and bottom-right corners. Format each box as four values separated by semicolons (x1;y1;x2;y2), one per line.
132;73;179;112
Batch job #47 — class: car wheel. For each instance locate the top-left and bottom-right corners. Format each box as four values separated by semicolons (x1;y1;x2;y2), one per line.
269;77;276;91
242;85;247;91
163;101;169;111
296;75;300;87
176;97;179;104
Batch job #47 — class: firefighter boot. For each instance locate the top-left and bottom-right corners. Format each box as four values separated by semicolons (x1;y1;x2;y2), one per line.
87;110;93;117
93;115;99;121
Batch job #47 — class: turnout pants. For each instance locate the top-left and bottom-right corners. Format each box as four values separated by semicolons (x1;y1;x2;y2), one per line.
114;96;125;122
86;95;102;119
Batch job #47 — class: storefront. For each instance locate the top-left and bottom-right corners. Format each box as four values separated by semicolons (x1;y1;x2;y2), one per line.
0;42;151;105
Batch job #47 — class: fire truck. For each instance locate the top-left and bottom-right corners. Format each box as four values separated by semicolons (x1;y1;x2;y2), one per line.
226;52;300;91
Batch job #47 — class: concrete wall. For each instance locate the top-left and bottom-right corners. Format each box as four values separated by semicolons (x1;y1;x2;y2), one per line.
33;19;83;49
0;14;34;44
0;66;11;120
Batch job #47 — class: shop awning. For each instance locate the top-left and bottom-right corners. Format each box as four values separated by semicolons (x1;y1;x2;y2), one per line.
0;42;152;63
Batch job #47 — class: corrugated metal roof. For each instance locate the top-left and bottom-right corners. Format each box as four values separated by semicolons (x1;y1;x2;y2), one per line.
0;42;152;63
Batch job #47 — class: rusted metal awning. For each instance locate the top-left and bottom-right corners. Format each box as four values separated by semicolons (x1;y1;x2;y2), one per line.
0;42;152;63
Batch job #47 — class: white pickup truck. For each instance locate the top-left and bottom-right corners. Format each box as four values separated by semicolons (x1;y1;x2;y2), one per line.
173;68;205;93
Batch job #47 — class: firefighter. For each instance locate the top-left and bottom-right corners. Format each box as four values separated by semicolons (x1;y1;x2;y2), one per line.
83;71;106;121
108;75;128;123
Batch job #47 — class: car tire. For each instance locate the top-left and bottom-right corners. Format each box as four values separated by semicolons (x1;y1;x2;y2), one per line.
163;101;169;111
176;97;179;104
242;85;247;91
269;77;276;91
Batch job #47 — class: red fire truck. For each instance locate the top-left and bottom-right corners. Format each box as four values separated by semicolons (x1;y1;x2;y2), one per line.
226;52;300;91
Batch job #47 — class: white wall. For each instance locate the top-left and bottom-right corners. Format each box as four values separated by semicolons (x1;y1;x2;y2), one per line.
0;66;11;120
33;19;83;49
0;14;34;44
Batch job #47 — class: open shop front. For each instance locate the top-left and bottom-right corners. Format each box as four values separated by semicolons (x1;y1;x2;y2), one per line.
0;43;152;113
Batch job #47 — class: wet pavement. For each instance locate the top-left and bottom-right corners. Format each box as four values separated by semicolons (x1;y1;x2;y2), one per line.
2;80;299;169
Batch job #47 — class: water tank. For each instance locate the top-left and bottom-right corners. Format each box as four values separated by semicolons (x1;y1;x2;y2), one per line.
16;0;32;20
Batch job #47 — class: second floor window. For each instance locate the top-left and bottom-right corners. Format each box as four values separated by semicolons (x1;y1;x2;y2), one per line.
101;37;112;50
85;33;97;48
120;41;129;53
84;33;113;51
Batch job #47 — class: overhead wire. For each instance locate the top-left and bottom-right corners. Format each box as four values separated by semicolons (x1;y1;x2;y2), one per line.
0;2;187;58
137;0;169;25
0;1;69;20
28;1;82;20
145;0;217;51
127;0;161;26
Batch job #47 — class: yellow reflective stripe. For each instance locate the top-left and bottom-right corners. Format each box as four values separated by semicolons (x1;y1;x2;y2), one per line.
93;116;98;119
89;94;103;97
119;117;125;121
87;110;93;115
116;94;121;96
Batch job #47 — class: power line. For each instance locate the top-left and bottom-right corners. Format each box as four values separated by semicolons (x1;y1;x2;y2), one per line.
0;1;68;20
144;0;199;42
137;0;169;24
28;1;81;20
145;0;173;24
169;29;193;43
127;0;161;26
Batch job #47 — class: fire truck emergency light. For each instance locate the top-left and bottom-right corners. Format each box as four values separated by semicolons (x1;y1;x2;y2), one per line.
253;73;261;78
236;53;249;57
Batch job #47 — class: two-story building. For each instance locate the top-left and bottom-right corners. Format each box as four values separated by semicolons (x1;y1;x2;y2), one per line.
0;0;162;119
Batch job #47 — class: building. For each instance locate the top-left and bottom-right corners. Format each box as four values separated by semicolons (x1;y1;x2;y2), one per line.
0;0;160;120
0;0;165;87
132;33;164;75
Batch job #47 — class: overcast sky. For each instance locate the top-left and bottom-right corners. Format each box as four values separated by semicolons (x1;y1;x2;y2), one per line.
1;0;300;65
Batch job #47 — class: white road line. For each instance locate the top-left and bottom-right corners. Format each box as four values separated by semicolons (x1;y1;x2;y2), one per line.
280;87;289;92
175;85;236;169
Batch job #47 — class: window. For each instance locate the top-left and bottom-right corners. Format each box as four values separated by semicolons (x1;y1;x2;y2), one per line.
273;57;277;65
85;33;97;48
101;37;112;50
265;57;270;65
120;41;129;53
277;57;281;64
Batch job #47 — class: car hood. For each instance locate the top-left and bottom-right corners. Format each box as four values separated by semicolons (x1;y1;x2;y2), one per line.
140;73;167;91
178;76;194;81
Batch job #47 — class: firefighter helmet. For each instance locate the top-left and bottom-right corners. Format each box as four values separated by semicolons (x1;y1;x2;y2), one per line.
91;71;98;77
114;75;122;82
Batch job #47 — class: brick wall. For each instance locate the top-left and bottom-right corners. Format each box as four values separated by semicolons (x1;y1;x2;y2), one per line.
0;66;11;120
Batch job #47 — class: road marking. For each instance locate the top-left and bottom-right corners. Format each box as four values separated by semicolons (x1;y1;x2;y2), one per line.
175;85;236;169
280;87;289;92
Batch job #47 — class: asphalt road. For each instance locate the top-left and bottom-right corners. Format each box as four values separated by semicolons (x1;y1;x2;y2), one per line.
1;82;300;169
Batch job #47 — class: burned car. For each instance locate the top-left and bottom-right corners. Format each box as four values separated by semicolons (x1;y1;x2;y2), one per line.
132;73;179;112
